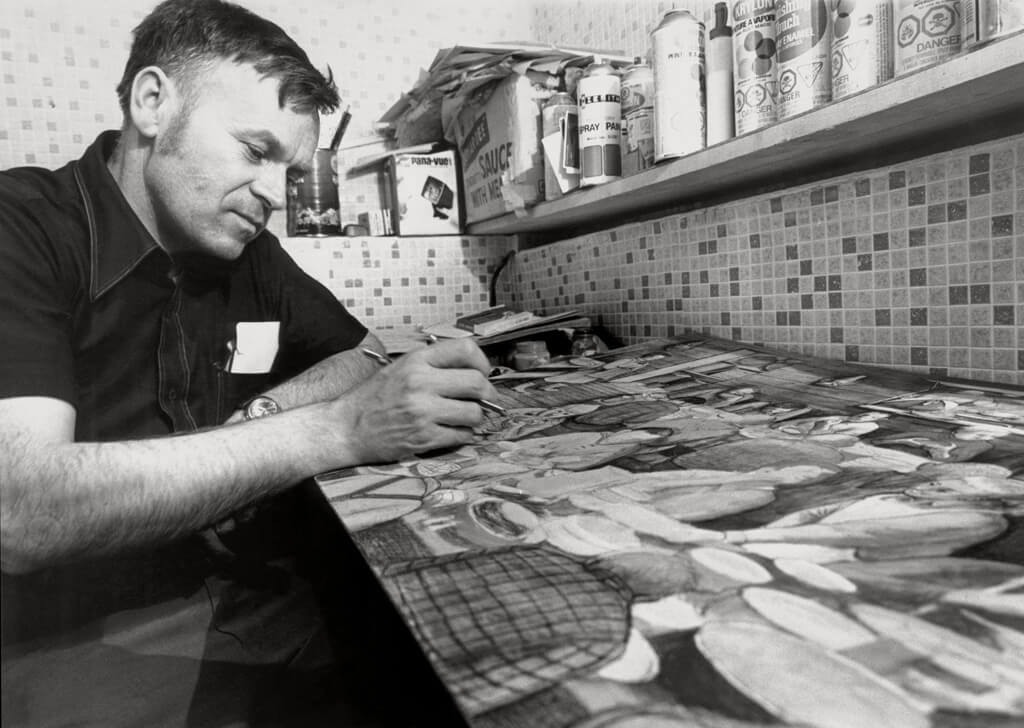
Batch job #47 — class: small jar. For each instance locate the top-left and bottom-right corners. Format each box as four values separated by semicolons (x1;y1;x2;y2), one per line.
512;340;550;371
571;328;599;356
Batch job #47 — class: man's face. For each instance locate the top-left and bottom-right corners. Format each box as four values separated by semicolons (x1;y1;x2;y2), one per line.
145;59;319;260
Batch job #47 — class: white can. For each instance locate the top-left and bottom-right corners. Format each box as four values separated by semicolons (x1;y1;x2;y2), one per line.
652;9;707;162
620;59;655;176
831;0;894;100
964;0;1024;46
895;0;963;76
577;62;622;186
777;0;832;119
733;0;779;135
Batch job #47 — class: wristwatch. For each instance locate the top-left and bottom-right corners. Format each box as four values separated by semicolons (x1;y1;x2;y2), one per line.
242;395;281;420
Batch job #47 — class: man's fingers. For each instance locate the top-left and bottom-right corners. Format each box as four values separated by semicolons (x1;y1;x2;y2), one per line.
413;338;491;374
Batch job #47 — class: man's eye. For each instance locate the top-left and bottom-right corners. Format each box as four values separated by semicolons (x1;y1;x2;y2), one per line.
244;143;266;161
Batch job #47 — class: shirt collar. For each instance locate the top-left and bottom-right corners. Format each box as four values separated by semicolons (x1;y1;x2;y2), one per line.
73;130;164;300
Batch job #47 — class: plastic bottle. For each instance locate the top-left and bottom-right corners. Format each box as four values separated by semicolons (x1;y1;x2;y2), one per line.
706;1;735;146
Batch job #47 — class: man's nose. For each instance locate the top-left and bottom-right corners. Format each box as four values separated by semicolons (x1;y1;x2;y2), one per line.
251;165;286;211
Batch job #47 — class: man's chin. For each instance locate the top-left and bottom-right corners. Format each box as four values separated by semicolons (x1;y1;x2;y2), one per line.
170;248;245;279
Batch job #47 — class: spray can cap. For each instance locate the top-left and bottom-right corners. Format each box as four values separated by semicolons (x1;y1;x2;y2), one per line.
709;1;732;39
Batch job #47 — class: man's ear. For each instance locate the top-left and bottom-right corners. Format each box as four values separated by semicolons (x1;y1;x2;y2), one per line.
127;66;174;140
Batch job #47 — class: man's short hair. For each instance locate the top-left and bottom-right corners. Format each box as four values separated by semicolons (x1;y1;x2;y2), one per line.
115;0;340;117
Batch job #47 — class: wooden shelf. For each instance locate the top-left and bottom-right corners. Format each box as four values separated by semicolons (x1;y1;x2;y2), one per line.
467;32;1024;237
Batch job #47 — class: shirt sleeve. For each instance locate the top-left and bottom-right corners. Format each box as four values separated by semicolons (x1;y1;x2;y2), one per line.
254;235;368;379
0;176;79;405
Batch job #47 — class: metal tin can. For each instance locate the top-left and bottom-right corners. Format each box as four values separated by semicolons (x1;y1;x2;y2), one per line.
776;0;832;119
964;0;1024;46
619;59;655;176
542;92;580;200
732;0;779;135
894;0;963;76
652;9;707;162
577;62;622;186
831;0;894;100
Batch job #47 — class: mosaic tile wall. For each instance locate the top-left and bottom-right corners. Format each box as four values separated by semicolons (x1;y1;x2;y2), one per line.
281;234;516;330
505;134;1024;385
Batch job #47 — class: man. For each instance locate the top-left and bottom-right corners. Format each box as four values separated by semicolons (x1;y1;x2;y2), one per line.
0;0;495;724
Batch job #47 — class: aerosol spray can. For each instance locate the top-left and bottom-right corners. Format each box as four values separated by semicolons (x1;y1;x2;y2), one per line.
577;61;623;186
831;0;893;100
542;92;580;200
652;8;707;162
894;0;962;76
777;0;832;119
620;58;655;176
964;0;1024;47
733;0;779;135
706;1;736;145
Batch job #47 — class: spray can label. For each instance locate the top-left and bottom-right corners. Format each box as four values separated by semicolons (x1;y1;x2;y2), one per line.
620;63;655;176
831;0;894;100
652;10;707;161
777;0;832;119
733;0;779;135
894;0;962;75
577;66;622;186
964;0;1024;46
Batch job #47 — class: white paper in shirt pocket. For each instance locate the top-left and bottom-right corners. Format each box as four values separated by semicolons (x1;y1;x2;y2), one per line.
229;321;280;373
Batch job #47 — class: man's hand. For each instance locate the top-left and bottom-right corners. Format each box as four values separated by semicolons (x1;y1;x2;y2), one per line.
330;338;498;463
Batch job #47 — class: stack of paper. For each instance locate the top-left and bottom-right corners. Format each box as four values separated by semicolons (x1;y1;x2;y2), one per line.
422;308;588;346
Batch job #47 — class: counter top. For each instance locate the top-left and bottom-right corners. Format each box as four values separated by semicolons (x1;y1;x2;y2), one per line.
316;334;1024;727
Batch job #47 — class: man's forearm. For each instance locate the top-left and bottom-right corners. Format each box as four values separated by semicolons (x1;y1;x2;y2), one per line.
227;332;385;421
0;403;353;574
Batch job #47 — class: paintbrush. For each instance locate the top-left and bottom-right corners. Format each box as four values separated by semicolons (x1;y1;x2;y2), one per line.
328;105;352;151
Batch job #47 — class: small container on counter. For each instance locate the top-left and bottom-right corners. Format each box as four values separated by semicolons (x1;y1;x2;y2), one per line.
513;340;551;371
287;149;341;236
570;328;600;357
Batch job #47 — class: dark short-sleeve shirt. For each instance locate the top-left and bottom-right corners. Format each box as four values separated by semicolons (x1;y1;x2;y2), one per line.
0;130;367;439
0;131;367;640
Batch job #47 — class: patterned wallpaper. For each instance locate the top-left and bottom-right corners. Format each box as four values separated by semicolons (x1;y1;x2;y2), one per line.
2;1;1021;385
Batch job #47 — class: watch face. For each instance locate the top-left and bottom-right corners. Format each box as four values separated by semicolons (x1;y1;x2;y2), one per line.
246;396;281;419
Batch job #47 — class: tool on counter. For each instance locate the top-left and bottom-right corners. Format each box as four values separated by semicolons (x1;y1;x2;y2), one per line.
359;347;507;416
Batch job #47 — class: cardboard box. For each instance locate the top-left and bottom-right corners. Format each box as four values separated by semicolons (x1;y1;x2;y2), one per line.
385;149;463;235
447;74;546;225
